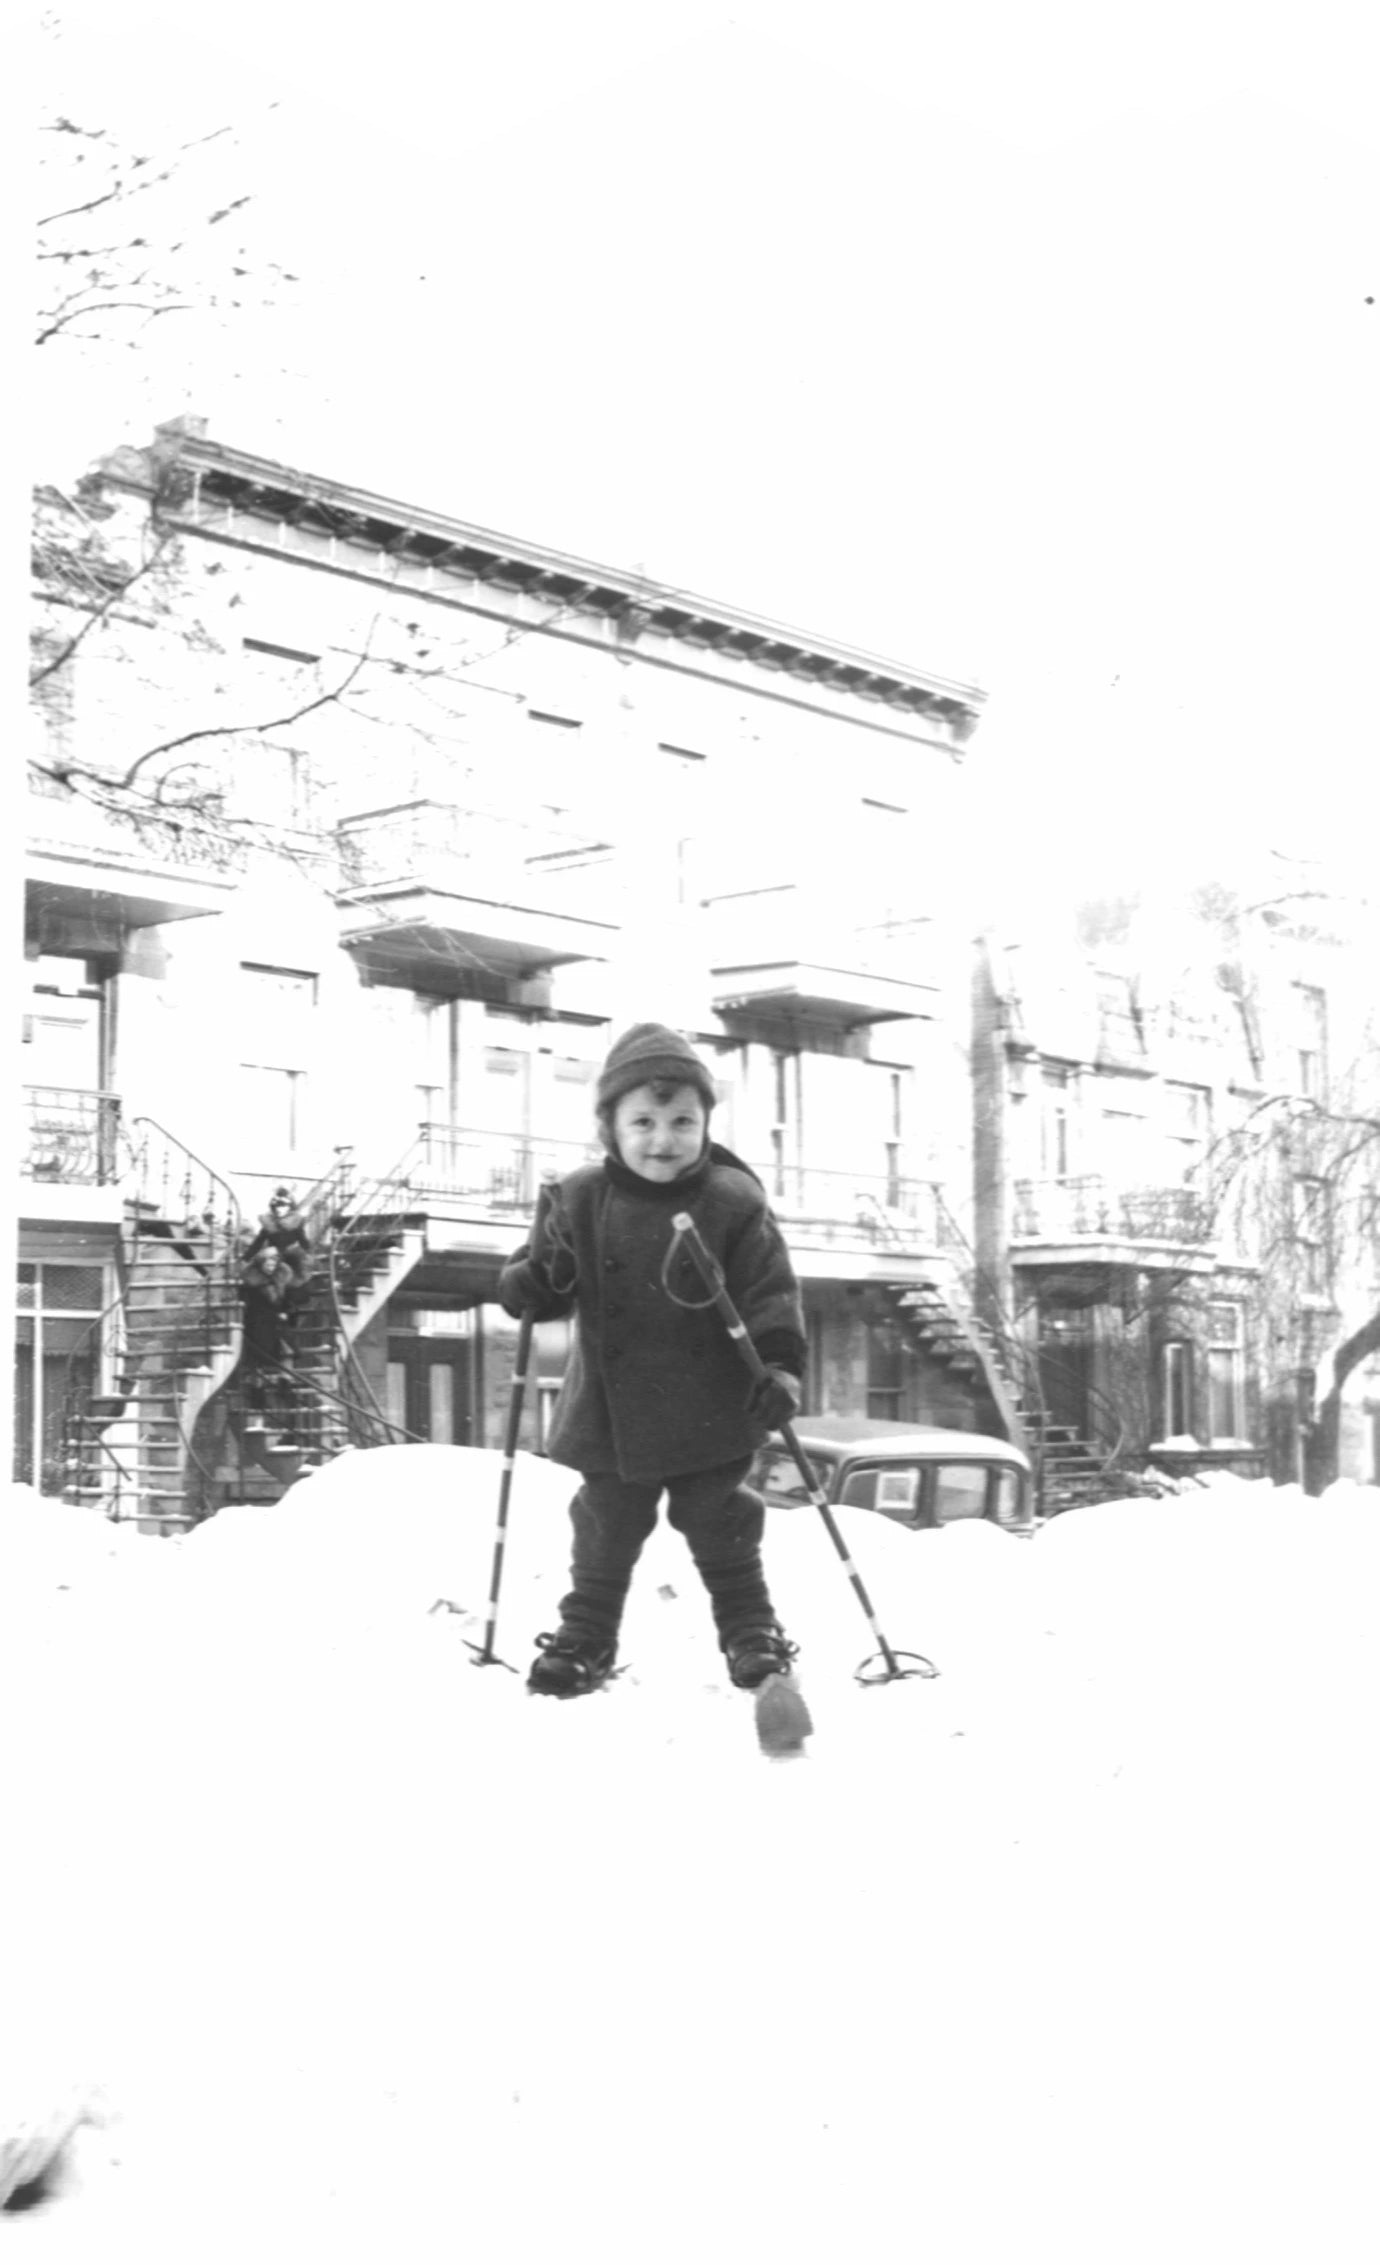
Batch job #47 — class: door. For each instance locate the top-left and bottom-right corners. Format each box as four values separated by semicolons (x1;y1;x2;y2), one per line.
385;1336;472;1444
15;1259;107;1491
1037;1307;1094;1437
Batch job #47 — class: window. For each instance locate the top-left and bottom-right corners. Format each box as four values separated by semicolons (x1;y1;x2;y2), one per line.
1206;1303;1245;1443
239;1065;307;1151
770;1050;801;1201
933;1465;990;1523
1164;1083;1211;1174
1041;1066;1072;1180
14;1260;106;1491
867;1316;904;1421
658;743;707;904
526;710;583;819
1293;985;1328;1101
241;963;317;1050
239;965;316;1157
885;1072;903;1206
1161;1339;1195;1439
1095;970;1144;1063
1099;1076;1150;1185
1293;1177;1330;1295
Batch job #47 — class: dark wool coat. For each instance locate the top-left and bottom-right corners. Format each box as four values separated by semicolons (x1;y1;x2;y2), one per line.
240;1257;288;1365
498;1145;805;1485
243;1204;311;1283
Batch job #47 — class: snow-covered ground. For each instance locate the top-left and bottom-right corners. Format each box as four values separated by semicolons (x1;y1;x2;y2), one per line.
4;1449;1379;2262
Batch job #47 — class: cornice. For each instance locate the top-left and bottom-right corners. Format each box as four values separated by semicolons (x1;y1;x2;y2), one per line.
90;420;986;740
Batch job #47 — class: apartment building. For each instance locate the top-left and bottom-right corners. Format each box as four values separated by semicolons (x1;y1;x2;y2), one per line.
972;888;1380;1492
22;416;1000;1523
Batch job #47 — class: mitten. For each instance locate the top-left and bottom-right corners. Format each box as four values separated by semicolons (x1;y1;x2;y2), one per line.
496;1256;550;1319
746;1365;801;1430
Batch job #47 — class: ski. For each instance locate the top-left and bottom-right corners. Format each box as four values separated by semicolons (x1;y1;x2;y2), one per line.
753;1671;813;1760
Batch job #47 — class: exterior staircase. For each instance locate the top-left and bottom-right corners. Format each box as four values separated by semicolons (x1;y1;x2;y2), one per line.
61;1130;430;1528
877;1243;1129;1517
64;1122;244;1533
188;1152;428;1516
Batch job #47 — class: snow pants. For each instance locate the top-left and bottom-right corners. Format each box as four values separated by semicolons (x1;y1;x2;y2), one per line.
559;1457;777;1651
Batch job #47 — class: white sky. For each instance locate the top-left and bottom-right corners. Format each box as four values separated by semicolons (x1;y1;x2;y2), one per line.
30;0;1380;896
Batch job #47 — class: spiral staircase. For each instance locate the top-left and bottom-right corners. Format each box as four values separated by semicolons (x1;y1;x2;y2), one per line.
61;1126;426;1533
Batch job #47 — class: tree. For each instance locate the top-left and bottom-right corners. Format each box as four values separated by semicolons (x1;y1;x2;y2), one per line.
1197;886;1380;1494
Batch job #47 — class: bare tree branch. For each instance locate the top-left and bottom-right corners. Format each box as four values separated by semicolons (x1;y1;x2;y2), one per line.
119;648;374;786
31;516;175;687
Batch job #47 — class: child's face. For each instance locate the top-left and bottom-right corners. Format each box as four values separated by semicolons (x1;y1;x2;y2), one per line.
611;1082;707;1181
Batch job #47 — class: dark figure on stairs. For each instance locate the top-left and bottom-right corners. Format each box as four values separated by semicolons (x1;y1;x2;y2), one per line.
240;1245;296;1431
242;1186;311;1289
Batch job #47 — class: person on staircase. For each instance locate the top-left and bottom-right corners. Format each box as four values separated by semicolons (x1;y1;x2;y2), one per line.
239;1245;297;1434
243;1186;311;1288
498;1021;807;1699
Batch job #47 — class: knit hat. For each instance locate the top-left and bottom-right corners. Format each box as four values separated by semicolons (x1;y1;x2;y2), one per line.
595;1023;717;1116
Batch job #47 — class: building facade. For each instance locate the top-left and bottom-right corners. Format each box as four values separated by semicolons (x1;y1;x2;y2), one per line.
23;417;1005;1523
972;887;1380;1494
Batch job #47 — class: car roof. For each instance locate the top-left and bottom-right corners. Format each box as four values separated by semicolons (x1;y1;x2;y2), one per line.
777;1417;1031;1469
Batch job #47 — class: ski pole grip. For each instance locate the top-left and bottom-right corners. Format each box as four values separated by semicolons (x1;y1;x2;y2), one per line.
670;1211;770;1381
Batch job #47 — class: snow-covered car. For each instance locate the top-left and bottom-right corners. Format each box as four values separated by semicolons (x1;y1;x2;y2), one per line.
749;1417;1035;1536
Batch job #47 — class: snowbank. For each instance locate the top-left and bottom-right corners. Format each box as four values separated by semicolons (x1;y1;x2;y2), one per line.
5;1459;1380;2259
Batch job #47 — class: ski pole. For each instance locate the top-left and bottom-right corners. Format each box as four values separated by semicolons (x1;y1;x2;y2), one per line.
470;1304;532;1669
669;1212;936;1684
471;1177;559;1670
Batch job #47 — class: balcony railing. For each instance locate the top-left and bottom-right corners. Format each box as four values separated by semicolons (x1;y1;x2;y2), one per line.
396;1127;952;1255
337;801;617;914
27;774;248;875
23;1086;122;1185
1014;1175;1214;1245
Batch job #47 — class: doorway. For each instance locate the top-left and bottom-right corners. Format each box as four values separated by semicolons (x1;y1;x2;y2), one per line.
1036;1306;1095;1438
385;1336;473;1444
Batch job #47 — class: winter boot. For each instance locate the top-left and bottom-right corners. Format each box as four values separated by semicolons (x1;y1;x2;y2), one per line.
722;1623;800;1691
528;1627;618;1698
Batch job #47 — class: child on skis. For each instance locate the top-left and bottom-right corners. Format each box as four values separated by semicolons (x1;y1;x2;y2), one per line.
498;1022;806;1699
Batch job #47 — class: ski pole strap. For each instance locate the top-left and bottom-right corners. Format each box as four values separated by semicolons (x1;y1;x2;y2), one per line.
669;1212;771;1380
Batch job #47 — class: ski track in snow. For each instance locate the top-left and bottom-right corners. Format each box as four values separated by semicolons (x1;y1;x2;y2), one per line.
3;1448;1379;2261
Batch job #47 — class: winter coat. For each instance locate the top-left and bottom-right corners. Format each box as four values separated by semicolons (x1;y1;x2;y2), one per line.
243;1203;311;1283
498;1144;805;1484
240;1254;289;1365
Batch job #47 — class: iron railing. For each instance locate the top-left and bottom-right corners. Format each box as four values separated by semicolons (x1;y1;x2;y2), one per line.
392;1126;955;1257
58;1117;245;1519
336;800;618;912
22;1086;122;1185
1013;1175;1214;1245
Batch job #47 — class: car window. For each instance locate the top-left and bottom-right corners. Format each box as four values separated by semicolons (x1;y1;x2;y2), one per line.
755;1447;834;1506
932;1464;990;1522
991;1466;1026;1527
840;1464;924;1526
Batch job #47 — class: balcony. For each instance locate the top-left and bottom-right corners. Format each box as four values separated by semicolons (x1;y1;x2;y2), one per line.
23;1087;123;1186
26;779;241;954
705;888;938;1031
336;802;620;999
379;1127;954;1279
1012;1175;1216;1269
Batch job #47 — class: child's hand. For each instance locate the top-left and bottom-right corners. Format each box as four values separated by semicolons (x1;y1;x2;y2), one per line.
746;1366;801;1429
497;1258;549;1317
